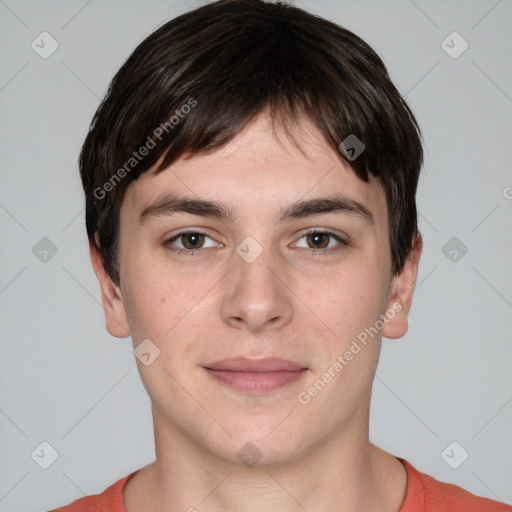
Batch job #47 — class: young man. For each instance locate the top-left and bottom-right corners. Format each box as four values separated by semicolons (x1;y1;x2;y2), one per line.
51;0;510;510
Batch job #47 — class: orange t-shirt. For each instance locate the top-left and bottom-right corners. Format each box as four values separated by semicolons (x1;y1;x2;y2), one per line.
49;458;511;511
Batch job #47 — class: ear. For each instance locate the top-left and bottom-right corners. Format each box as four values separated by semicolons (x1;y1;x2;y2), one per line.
89;243;130;338
382;232;423;340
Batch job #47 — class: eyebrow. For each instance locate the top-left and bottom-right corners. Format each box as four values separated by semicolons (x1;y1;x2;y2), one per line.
139;194;374;225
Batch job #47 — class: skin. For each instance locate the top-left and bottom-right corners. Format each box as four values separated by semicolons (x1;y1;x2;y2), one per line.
91;111;422;512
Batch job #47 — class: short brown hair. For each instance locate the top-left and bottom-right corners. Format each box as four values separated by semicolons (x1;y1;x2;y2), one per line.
80;0;423;285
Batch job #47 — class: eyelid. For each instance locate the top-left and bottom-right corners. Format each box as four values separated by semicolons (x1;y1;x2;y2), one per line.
162;231;216;260
165;226;218;238
291;228;348;249
297;228;347;238
164;228;348;254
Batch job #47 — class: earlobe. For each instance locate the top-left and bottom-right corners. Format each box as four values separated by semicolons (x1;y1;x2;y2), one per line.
89;243;130;338
382;232;423;340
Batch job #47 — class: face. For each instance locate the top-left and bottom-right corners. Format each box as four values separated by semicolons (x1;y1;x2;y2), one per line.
92;112;421;467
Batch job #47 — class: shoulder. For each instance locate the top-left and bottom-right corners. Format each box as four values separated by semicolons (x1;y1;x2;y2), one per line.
400;459;512;512
48;494;101;512
48;472;136;512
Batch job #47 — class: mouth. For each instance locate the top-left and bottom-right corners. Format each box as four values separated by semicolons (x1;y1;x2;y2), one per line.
203;357;309;394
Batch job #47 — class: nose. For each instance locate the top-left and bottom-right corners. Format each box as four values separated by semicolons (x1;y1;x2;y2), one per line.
220;246;293;333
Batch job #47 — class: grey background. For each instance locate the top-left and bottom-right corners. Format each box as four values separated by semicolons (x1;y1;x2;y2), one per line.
0;0;511;510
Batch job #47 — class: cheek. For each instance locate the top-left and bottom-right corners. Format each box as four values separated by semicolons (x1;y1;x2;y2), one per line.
121;263;177;341
307;263;389;344
121;258;216;348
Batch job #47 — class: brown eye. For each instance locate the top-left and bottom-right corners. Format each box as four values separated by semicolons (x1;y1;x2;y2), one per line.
165;230;218;255
306;232;330;249
180;232;205;249
294;230;347;252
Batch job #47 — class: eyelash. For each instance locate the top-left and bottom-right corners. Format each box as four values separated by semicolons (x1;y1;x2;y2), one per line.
164;229;348;257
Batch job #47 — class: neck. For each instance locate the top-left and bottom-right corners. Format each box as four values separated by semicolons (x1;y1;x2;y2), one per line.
124;407;407;512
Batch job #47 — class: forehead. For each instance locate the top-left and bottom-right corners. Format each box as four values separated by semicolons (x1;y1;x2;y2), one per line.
121;112;387;224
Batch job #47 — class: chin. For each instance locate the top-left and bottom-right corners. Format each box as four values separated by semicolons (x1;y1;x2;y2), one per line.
207;417;307;468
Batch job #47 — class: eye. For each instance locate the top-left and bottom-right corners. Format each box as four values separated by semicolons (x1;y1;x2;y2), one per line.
293;230;347;252
165;230;219;254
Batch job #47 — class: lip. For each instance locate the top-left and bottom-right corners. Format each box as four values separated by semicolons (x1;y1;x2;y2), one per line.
203;357;308;394
204;357;306;372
